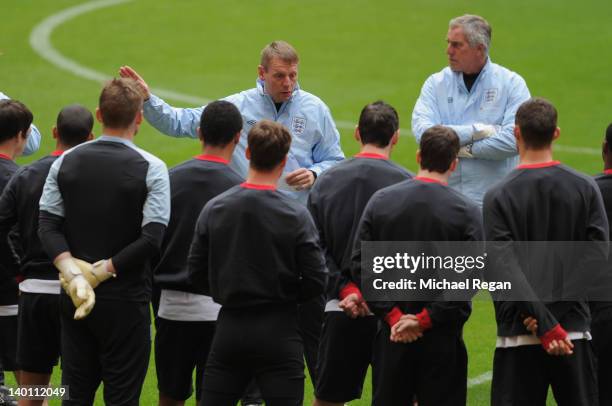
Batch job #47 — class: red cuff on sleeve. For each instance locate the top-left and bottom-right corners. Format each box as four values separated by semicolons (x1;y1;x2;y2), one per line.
15;275;24;284
416;308;433;331
384;306;403;327
339;281;363;301
540;324;568;350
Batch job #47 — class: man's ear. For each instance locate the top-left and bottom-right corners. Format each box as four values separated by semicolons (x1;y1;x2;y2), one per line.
257;65;266;81
390;130;400;146
234;132;241;145
354;125;361;143
552;127;561;141
416;149;422;166
95;108;103;124
278;155;288;171
52;126;59;140
135;109;143;125
449;158;458;173
245;147;251;160
514;125;521;143
197;127;204;142
87;132;94;141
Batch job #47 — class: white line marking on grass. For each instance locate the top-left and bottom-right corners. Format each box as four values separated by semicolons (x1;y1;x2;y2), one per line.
29;0;598;157
468;371;492;387
29;0;207;105
555;144;600;155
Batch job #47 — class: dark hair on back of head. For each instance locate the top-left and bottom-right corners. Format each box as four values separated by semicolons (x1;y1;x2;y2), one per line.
248;120;291;171
358;100;399;147
200;100;243;147
56;104;94;148
515;97;558;150
0;99;33;144
419;125;460;173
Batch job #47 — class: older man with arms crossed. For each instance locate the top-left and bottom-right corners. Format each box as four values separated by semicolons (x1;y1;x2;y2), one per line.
412;14;530;205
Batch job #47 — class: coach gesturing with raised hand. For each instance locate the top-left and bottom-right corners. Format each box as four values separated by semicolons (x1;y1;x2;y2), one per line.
119;40;344;203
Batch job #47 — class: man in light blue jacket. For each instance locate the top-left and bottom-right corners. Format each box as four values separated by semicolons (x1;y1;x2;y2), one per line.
0;92;41;156
119;41;344;205
412;15;530;205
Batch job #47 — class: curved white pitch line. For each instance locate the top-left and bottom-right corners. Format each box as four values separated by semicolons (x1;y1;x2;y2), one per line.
27;1;601;156
29;0;208;106
27;1;602;156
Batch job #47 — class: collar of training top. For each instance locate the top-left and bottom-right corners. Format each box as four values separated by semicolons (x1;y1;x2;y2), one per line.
354;152;388;160
50;150;63;156
517;161;561;170
240;182;277;191
97;134;135;146
414;176;447;185
0;153;12;161
604;169;612;175
194;154;229;165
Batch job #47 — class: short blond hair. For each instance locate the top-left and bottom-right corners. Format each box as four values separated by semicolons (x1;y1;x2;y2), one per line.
260;41;299;69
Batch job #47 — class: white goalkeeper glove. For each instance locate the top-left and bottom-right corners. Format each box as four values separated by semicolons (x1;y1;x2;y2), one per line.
458;144;474;158
72;258;115;289
472;123;499;141
54;256;96;320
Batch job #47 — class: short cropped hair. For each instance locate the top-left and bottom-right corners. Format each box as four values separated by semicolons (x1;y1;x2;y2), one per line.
515;98;558;149
248;120;291;171
260;41;299;69
358;101;399;148
56;104;94;148
200;101;243;147
605;123;612;153
449;14;492;54
419;125;460;173
0;100;33;144
98;78;143;129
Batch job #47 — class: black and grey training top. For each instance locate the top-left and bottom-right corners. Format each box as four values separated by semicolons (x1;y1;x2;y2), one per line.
187;183;328;309
307;152;412;305
351;176;483;332
38;135;170;302
0;152;62;292
0;155;19;306
484;161;609;337
591;171;612;320
154;154;243;293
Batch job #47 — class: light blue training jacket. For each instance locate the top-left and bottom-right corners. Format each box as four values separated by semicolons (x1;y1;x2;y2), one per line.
143;79;345;204
412;58;531;205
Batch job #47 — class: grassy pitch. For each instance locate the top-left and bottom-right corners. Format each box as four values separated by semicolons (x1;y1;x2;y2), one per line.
2;0;611;404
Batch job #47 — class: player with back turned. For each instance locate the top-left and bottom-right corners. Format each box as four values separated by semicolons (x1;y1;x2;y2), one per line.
307;101;412;406
483;98;607;405
0;104;93;406
187;120;327;405
350;125;483;406
38;78;170;405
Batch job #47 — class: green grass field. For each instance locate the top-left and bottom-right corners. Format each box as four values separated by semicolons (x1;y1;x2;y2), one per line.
2;0;611;404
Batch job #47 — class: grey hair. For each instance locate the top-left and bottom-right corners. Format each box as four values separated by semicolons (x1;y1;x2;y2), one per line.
449;14;491;54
